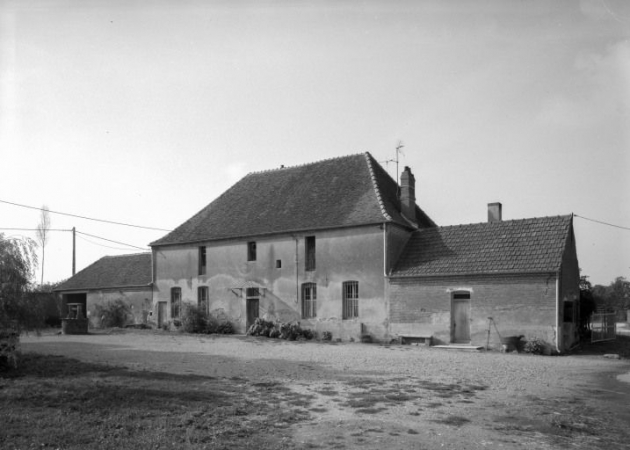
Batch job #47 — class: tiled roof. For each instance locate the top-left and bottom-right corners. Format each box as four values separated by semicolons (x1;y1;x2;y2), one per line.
55;253;152;291
151;153;435;246
391;215;573;277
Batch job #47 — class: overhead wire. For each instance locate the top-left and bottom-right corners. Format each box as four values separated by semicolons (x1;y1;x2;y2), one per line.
74;230;148;250
574;214;630;231
75;233;144;252
0;199;173;232
0;227;148;250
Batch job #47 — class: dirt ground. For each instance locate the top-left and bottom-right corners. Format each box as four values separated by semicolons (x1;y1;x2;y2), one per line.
20;330;630;450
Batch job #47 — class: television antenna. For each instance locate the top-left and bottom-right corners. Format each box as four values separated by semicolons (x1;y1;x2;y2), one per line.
380;141;405;198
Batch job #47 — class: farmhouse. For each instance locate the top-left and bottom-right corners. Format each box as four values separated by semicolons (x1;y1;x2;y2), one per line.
149;153;580;351
55;253;153;329
150;153;434;340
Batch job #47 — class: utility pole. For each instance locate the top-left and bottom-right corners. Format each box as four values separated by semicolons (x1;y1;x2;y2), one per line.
72;227;76;275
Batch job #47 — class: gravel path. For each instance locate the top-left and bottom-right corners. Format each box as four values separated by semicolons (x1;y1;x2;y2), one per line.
20;330;630;450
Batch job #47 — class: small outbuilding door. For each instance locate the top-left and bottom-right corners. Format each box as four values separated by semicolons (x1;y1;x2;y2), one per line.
451;292;471;343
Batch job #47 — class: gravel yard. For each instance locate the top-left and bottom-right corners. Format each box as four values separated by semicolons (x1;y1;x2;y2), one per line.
19;330;630;450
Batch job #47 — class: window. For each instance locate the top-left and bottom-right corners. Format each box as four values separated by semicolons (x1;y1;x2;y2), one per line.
305;236;316;271
247;241;257;261
302;283;317;319
342;281;359;319
276;259;282;269
198;286;209;314
198;246;206;275
453;292;470;300
171;287;182;319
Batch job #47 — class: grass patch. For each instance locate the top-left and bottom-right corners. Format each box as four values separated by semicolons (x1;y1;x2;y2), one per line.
0;353;310;449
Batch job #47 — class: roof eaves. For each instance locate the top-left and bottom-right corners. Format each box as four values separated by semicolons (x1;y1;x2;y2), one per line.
55;282;153;293
150;221;390;248
389;269;560;279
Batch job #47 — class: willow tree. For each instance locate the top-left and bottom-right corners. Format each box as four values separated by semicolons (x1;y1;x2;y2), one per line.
0;233;39;330
36;205;51;285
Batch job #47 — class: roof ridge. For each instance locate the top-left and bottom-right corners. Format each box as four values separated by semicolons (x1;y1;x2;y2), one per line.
244;152;368;177
424;214;572;231
363;153;393;221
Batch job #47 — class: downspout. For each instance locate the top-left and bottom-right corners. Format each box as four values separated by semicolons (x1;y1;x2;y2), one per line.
555;270;562;354
383;223;389;339
296;237;299;303
383;223;388;276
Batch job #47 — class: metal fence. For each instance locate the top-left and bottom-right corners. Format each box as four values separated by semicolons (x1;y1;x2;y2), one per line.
591;312;617;343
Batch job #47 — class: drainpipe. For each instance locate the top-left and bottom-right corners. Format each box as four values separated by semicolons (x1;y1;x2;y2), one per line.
555;271;562;354
295;237;299;303
383;223;388;276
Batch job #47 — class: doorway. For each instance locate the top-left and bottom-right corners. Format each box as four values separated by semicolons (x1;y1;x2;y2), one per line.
246;288;260;331
451;292;471;343
157;301;167;328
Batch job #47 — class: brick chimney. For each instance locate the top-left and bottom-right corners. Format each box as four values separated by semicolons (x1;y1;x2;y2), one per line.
400;166;416;223
488;202;502;222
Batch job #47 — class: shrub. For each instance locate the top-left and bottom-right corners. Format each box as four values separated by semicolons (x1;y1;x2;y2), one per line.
216;320;234;335
95;299;131;328
523;337;546;355
247;318;314;341
180;303;206;333
321;331;333;341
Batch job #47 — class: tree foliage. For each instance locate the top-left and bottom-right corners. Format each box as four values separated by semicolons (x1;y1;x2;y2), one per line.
0;234;39;330
36;205;51;285
591;276;630;319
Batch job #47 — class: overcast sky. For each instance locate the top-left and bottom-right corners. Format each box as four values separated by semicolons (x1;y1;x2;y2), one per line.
1;0;628;286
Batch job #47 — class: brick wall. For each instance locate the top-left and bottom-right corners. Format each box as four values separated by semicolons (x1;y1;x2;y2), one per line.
389;272;558;348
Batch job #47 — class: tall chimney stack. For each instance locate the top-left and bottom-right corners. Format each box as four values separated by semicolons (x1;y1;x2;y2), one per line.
488;202;502;222
400;166;416;223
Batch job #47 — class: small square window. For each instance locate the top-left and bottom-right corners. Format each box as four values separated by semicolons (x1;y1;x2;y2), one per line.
276;259;282;269
247;241;257;261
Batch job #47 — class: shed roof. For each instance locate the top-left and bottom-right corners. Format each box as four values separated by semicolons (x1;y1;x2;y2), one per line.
55;253;152;291
391;215;573;277
151;153;434;246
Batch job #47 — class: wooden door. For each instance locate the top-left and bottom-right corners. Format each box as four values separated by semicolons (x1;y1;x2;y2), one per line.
451;294;471;343
157;301;167;328
246;299;259;331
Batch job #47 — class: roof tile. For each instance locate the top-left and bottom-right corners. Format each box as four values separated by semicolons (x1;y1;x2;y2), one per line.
392;215;573;277
151;153;435;246
55;253;152;291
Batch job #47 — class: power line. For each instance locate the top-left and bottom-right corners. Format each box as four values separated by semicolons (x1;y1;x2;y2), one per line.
574;214;630;231
0;199;173;232
1;227;148;250
0;228;72;232
75;230;148;250
75;233;142;251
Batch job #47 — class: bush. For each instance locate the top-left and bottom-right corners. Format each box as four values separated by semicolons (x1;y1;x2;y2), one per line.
247;318;314;341
216;320;234;335
180;304;206;333
321;331;333;341
95;299;130;328
523;337;546;355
